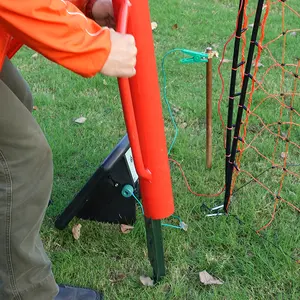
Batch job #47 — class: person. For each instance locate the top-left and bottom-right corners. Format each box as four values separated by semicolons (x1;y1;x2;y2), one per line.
0;0;137;299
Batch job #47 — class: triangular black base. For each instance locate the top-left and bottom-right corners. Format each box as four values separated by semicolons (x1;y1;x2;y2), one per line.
55;135;139;230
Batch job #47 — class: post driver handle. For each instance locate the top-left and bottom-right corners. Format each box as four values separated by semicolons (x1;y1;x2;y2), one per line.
113;0;152;181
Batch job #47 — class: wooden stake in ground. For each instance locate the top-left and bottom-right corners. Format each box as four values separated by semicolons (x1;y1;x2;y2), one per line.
206;47;213;169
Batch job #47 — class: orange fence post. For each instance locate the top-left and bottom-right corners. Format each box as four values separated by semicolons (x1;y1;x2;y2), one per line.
113;0;175;220
112;0;175;281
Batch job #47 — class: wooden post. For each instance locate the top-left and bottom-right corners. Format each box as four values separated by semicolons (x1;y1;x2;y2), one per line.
206;47;213;169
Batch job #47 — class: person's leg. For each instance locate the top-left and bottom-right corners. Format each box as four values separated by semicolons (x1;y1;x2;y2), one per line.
0;79;59;299
0;60;103;300
0;57;33;112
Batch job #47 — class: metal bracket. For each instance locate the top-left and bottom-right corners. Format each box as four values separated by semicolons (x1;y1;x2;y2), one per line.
202;203;226;217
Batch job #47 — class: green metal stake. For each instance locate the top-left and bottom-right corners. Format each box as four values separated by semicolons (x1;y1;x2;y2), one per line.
144;217;165;283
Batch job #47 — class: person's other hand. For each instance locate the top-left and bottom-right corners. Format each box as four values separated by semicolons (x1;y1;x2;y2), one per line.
100;29;137;78
92;0;115;28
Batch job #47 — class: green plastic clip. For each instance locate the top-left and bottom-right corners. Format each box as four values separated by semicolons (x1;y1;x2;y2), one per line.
180;49;208;64
121;184;134;198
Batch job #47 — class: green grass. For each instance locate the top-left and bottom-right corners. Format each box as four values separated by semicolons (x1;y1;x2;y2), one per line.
12;0;300;299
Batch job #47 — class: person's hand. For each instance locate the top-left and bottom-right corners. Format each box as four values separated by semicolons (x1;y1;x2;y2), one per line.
100;29;137;78
92;0;115;28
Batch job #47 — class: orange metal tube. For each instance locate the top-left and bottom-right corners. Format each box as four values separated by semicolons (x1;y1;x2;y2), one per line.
113;0;175;219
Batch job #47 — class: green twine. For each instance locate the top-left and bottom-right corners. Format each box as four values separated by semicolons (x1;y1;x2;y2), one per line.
124;48;202;231
131;190;183;230
132;193;144;215
161;48;184;154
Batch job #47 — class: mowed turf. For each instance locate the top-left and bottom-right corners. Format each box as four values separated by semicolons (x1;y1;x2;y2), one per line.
12;0;300;299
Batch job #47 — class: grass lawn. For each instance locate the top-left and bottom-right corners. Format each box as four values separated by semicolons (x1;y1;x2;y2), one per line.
12;0;300;299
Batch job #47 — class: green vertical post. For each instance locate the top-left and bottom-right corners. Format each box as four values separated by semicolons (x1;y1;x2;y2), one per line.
144;217;165;283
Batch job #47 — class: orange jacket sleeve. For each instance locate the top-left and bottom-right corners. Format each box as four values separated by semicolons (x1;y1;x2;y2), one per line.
0;0;111;78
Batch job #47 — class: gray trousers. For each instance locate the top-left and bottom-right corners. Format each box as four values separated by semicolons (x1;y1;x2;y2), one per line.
0;58;59;299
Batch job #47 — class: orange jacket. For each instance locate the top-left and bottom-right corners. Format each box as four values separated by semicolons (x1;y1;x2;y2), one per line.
0;0;111;77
